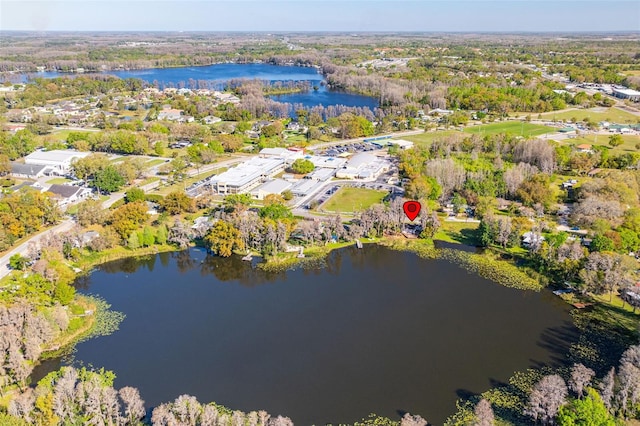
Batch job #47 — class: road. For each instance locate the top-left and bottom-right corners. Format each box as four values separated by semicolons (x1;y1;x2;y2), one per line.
0;219;76;280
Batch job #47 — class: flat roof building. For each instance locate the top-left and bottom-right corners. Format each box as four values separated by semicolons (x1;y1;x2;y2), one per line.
208;157;285;195
250;179;292;200
336;152;390;180
612;88;640;102
291;178;323;196
389;139;414;150
24;149;90;176
306;155;347;169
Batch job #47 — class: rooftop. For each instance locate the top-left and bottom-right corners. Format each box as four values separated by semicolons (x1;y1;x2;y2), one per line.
24;149;90;164
209;157;284;188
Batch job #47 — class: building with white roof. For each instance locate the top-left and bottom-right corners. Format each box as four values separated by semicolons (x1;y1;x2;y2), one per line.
389;139;414;150
308;167;336;181
208;157;285;195
306;155;347;169
336;152;390;180
612;87;640;102
24;149;90;176
250;179;293;200
259;148;303;164
291;178;323;196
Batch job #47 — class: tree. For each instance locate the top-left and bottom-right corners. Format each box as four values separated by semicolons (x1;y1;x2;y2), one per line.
473;399;495;426
119;386;145;424
9;254;28;271
125;188;145;204
608;134;624;148
167;219;191;249
155;224;168;245
204;221;243;257
290;159;315;174
557;389;615;426
76;199;108;226
568;363;595;398
589;234;614;252
525;374;568;424
109;201;149;239
94;165;125;194
160;191;194;215
259;203;293;221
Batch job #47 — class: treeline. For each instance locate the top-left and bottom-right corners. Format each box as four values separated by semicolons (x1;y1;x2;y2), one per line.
5;76;146;108
449;345;640;425
5;366;429;426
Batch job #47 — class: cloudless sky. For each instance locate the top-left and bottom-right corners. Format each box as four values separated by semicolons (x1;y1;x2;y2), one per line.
1;0;639;32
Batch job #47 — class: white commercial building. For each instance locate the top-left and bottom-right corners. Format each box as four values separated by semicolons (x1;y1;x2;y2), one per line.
291;178;323;196
389;139;414;150
208;157;285;195
24;149;90;176
306;155;347;169
612;88;640;102
259;148;303;164
250;179;292;200
336;152;390;180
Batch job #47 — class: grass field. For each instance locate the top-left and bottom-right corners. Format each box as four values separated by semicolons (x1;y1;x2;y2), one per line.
49;129;93;141
46;177;71;184
145;158;166;167
552;133;640;153
323;187;387;212
463;121;554;137
434;219;480;246
540;107;639;124
404;130;464;147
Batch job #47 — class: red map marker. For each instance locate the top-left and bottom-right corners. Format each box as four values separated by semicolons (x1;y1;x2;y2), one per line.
403;200;421;221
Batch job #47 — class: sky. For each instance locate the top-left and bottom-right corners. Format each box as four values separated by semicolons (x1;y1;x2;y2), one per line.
0;0;639;32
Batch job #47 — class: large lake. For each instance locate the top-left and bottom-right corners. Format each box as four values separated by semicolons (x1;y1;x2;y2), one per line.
12;64;378;109
32;245;577;425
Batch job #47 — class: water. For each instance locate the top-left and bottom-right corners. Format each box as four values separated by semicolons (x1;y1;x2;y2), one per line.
9;64;378;109
32;246;577;425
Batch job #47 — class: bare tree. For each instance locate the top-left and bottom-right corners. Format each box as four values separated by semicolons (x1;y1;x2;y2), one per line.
512;139;555;174
568;363;595;398
473;398;495;426
524;374;568;424
400;413;428;426
8;388;35;423
617;356;640;417
425;158;465;200
600;368;616;411
119;386;146;424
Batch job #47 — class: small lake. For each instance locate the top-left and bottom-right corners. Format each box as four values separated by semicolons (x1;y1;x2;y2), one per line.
32;246;577;425
10;64;378;109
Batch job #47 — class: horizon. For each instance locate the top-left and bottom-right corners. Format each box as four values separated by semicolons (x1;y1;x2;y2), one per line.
1;1;639;33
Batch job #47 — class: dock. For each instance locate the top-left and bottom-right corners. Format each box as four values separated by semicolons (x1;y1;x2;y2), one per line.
242;253;253;261
355;239;363;249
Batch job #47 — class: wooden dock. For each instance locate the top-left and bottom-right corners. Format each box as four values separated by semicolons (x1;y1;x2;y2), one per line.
355;239;363;249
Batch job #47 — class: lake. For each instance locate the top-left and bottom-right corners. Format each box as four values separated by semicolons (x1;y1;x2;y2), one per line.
11;64;378;109
32;245;577;425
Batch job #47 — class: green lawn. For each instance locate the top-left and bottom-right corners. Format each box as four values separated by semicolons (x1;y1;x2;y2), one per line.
434;219;480;246
552;133;640;153
46;177;71;184
49;129;92;141
463;121;554;137
403;130;464;147
145;158;166;167
323;187;387;213
540;107;640;124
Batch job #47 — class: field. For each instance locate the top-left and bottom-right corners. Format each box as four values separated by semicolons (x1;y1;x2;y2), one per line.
463;121;554;137
403;130;464;147
49;129;94;141
552;133;640;153
539;107;639;124
323;187;387;213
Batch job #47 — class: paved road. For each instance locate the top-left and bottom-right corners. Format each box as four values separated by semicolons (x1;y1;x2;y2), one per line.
0;219;76;280
308;129;426;151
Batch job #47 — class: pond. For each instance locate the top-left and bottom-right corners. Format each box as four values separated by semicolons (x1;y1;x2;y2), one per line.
32;245;577;425
11;64;378;109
